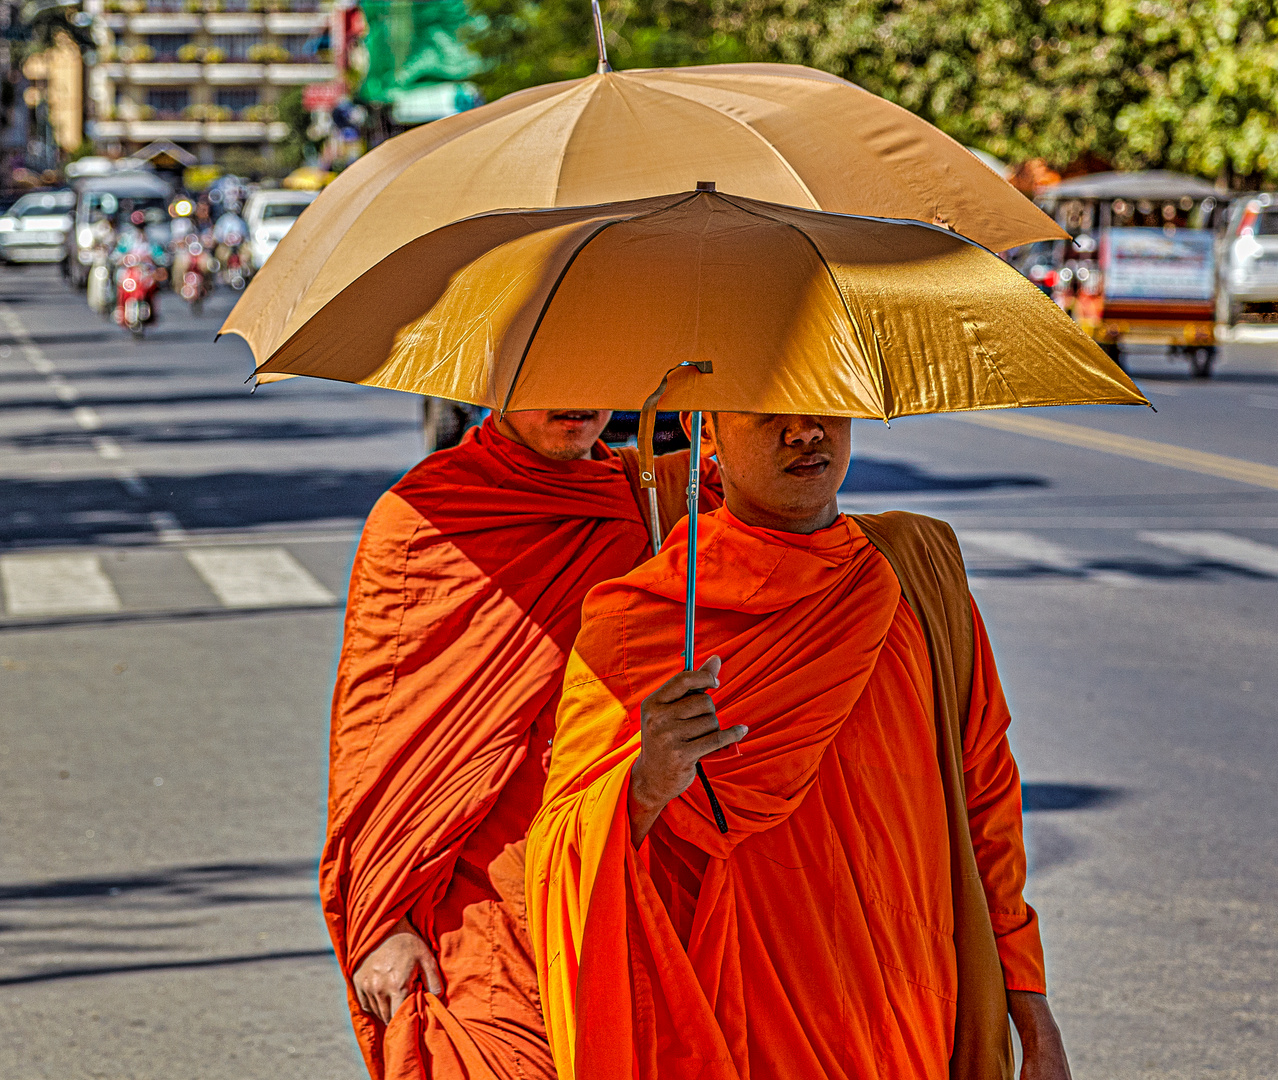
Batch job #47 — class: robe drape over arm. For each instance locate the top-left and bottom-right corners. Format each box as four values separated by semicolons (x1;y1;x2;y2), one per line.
526;509;1044;1080
321;417;720;1080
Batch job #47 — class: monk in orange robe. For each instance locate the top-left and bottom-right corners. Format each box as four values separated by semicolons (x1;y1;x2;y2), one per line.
322;409;721;1080
527;413;1072;1080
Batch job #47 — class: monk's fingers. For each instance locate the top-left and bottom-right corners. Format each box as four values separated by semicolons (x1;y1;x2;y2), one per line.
417;948;445;996
353;980;372;1016
387;982;412;1021
370;987;392;1025
687;723;748;759
648;663;720;705
652;691;717;728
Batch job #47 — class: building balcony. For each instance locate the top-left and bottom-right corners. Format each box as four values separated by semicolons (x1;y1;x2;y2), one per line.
127;63;203;85
204;12;264;31
88;120;127;139
205;120;267;141
204;63;266;83
266;62;335;84
266;11;327;32
128;13;202;32
127;119;206;141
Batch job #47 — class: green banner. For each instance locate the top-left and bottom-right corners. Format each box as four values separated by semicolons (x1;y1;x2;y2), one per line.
360;0;485;109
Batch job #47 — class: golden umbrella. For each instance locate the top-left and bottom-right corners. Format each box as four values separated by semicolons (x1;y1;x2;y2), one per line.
252;186;1142;419
250;184;1145;833
220;64;1065;366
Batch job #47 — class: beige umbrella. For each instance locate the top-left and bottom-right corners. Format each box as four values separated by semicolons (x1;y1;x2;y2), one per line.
220;64;1065;367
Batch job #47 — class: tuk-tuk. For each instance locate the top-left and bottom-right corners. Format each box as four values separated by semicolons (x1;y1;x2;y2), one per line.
1033;171;1229;377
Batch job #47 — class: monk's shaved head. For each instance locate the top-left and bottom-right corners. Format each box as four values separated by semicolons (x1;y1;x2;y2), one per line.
496;409;613;461
687;413;850;534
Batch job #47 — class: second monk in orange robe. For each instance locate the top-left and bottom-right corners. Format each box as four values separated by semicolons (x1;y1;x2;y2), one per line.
526;412;1073;1080
322;410;720;1080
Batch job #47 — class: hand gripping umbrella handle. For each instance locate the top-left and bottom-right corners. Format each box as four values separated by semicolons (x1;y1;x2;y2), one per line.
686;410;729;835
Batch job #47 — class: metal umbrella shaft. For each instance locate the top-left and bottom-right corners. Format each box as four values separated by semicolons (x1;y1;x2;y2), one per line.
685;411;729;834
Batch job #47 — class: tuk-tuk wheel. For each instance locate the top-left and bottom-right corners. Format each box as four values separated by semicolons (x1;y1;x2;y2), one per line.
1190;346;1216;379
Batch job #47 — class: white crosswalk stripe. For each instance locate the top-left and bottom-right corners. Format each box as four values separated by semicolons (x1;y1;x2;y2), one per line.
0;553;122;616
184;547;336;608
1138;531;1278;577
955;530;1140;586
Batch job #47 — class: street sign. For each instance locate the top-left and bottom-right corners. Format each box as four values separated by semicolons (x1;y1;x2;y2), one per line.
303;81;345;112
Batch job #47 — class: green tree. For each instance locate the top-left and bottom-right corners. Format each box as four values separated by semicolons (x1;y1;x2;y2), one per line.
466;0;748;101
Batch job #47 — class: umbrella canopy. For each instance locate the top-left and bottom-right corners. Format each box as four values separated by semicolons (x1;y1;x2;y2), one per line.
251;187;1146;418
221;63;1066;367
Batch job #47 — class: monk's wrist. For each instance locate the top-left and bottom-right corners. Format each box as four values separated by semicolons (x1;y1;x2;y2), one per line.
627;759;666;845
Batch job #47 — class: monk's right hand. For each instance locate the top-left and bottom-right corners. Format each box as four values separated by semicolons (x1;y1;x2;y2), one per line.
352;916;444;1023
629;655;747;845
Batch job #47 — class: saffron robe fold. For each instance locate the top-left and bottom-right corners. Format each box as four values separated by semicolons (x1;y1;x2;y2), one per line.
526;508;1045;1080
321;418;720;1079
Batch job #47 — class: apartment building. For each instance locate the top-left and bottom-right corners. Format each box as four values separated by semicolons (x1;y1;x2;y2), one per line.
85;0;338;166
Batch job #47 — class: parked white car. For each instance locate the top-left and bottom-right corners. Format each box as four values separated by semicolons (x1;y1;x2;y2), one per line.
1217;192;1278;328
244;190;317;272
0;190;75;264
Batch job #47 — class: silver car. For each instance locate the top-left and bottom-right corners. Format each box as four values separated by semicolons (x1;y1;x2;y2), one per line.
0;190;75;264
1217;193;1278;326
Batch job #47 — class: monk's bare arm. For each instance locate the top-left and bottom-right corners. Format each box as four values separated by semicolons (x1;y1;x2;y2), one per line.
351;916;444;1024
628;656;748;845
1008;991;1072;1080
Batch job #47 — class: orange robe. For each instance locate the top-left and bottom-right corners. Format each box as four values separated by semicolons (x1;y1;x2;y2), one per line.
321;418;720;1080
526;508;1046;1080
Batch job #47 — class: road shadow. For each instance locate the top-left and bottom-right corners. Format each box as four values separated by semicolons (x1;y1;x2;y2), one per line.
840;457;1047;494
0;468;404;546
4;417;419;452
968;559;1275;582
0;858;331;986
1022;782;1126;811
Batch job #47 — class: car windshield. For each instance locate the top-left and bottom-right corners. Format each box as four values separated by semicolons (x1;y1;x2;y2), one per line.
1255;210;1278;236
258;202;309;221
10;192;74;217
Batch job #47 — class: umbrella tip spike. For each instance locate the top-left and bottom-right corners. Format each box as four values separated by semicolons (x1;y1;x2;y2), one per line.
591;0;611;73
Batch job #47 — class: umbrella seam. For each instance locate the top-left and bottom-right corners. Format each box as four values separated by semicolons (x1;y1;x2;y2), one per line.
499;192;703;416
626;73;821;209
716;193;892;420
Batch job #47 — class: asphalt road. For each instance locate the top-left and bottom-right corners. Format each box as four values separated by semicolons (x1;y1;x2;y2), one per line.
1;263;1275;1079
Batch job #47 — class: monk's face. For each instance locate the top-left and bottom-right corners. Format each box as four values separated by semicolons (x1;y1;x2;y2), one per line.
496;409;613;461
700;413;850;534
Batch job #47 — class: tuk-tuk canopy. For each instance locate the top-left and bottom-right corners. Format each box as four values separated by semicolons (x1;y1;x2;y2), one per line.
1038;170;1222;204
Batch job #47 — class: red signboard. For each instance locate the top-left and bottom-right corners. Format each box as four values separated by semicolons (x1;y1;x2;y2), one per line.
303;81;345;112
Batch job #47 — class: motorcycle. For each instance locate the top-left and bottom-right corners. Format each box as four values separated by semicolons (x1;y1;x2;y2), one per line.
176;236;217;316
115;252;160;338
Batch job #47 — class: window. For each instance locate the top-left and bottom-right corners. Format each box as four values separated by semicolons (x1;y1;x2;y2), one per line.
215;87;258;114
145;33;191;61
277;34;311;59
145;87;190;117
212;34;258;61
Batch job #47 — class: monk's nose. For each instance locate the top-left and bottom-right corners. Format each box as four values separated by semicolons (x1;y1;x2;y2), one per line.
781;415;825;447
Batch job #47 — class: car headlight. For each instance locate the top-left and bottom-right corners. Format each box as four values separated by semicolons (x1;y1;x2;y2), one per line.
1234;236;1264;261
78;226;94;247
0;218;13;232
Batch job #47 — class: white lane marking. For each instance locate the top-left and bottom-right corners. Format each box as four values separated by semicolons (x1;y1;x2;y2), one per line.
1138;531;1278;577
956;530;1140;586
93;436;122;459
73;406;101;430
116;471;148;496
148;511;187;543
48;377;77;402
0;553;122;616
184;547;335;608
28;353;53;375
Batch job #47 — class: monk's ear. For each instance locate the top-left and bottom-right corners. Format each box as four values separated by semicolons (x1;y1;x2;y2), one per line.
679;412;718;458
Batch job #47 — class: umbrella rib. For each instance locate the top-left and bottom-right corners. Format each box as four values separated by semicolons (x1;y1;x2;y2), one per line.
625;74;821;209
716;193;893;420
498;192;702;417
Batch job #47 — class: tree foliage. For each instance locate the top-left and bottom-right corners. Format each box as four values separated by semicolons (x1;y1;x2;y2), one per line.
467;0;1278;184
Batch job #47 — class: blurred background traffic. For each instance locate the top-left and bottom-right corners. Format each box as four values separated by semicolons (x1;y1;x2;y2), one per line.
1;3;1276;1078
4;1;1278;381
